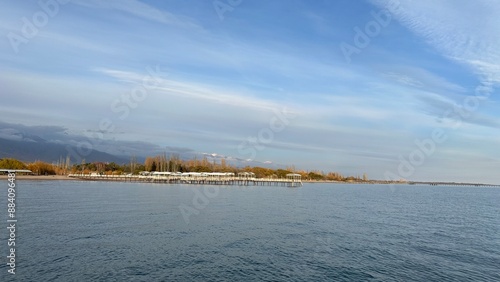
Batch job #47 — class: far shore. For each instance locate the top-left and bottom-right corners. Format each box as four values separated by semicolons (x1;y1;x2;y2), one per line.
0;175;394;184
0;175;497;187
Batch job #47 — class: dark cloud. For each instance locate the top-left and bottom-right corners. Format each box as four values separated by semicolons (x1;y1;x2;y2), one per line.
416;94;500;129
0;121;68;142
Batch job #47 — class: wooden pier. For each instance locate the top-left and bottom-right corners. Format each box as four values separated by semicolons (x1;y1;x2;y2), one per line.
68;172;302;187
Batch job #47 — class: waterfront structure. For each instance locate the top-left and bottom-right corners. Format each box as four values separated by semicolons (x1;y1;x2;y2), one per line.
69;171;302;187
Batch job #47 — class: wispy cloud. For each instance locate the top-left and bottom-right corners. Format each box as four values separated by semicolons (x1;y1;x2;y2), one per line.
381;67;466;94
371;0;500;83
95;68;300;113
39;32;119;54
71;0;202;29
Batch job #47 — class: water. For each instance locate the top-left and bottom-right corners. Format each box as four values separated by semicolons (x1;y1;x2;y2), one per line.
1;181;499;281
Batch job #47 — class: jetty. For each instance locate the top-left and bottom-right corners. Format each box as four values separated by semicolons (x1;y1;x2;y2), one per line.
68;172;303;187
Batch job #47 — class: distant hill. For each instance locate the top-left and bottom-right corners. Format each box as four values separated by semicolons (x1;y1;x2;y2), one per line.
0;121;289;169
0;138;129;164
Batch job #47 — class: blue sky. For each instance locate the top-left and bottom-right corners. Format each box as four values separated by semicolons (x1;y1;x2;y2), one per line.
1;0;499;183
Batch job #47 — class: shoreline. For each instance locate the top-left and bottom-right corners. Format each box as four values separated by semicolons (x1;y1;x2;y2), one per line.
0;175;395;184
0;175;73;180
0;175;381;183
0;176;497;187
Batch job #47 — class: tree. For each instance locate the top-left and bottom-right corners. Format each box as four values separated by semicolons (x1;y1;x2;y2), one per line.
308;171;324;181
27;161;56;175
0;158;28;170
130;155;137;174
106;162;120;171
276;169;292;178
144;157;155;171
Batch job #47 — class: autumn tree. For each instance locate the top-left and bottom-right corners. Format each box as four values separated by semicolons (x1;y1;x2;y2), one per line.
307;171;324;181
276;169;292;178
0;158;28;170
28;161;56;175
144;157;155;171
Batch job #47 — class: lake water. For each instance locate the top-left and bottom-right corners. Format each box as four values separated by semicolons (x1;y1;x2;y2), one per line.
1;181;499;281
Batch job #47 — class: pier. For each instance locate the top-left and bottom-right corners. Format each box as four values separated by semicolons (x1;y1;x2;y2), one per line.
68;172;303;187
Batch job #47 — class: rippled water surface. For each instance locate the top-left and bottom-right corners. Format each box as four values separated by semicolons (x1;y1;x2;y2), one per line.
1;181;499;281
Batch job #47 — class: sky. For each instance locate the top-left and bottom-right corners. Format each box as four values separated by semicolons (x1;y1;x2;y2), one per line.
0;0;499;183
